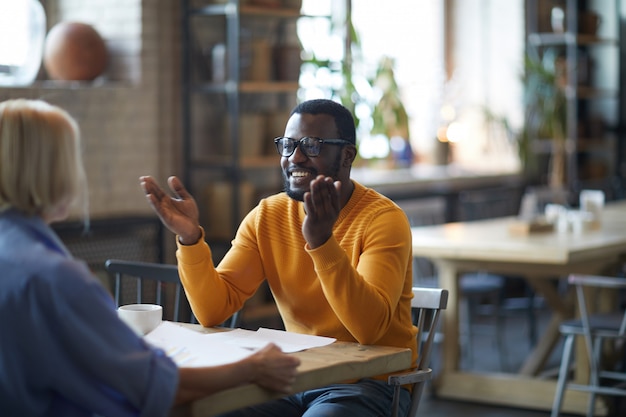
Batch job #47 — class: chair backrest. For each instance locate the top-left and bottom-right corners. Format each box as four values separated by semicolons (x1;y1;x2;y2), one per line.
388;287;448;417
105;259;191;323
458;186;523;221
105;259;240;327
396;197;447;227
412;287;449;374
568;274;626;364
395;197;447;287
523;185;571;214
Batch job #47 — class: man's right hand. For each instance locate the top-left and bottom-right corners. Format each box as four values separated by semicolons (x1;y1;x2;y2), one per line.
140;175;202;245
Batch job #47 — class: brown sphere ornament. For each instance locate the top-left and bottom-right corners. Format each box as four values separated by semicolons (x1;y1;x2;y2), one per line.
43;22;108;81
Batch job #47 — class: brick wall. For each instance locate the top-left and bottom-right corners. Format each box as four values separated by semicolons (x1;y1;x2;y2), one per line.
0;0;181;225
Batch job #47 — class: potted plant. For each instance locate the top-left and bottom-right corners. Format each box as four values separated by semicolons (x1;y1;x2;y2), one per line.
369;56;412;167
519;52;567;188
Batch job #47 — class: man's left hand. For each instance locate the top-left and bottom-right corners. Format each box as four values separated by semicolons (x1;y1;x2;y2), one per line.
302;175;341;249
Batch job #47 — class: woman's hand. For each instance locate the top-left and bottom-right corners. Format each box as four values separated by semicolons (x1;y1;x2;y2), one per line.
247;343;301;393
175;343;300;405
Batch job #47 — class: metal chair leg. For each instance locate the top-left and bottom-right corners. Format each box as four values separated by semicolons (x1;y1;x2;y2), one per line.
586;336;604;417
552;333;575;417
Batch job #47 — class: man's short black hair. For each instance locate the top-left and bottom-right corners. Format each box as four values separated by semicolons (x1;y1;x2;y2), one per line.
291;99;356;145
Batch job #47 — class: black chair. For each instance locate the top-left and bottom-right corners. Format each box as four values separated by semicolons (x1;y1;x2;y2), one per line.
105;259;239;327
395;197;447;289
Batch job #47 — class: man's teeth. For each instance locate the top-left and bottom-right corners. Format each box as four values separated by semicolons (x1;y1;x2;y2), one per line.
291;171;309;177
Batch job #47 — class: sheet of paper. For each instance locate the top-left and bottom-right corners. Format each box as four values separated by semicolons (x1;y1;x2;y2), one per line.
205;327;336;353
145;321;254;367
145;322;337;367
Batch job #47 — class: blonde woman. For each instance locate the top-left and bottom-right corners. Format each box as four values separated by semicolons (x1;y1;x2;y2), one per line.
0;99;299;417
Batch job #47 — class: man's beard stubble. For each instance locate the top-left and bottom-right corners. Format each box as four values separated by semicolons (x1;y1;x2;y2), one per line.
283;152;342;202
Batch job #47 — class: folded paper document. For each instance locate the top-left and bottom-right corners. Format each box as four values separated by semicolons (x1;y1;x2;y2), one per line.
205;327;336;353
145;321;336;367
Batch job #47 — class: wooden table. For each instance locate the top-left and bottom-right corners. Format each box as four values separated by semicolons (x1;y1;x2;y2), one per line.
170;325;412;417
411;200;626;415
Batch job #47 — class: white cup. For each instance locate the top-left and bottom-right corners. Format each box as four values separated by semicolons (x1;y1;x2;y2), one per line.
579;189;605;223
117;304;163;335
544;203;567;224
568;210;594;234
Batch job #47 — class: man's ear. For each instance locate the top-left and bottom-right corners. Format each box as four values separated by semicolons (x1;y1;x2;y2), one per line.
343;145;357;166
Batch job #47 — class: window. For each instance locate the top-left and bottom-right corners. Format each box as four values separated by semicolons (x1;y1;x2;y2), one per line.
299;0;523;170
0;0;46;86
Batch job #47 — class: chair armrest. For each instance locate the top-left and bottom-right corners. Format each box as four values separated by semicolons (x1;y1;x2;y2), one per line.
388;368;432;386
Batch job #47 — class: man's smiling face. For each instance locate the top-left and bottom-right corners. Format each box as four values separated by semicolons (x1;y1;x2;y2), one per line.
280;113;345;202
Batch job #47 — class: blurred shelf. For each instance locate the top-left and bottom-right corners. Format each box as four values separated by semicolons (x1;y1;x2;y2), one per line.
194;81;300;94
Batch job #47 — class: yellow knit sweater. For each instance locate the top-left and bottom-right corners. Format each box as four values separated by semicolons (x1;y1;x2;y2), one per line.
176;181;417;380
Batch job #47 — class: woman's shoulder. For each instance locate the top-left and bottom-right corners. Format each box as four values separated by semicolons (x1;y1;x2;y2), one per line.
0;217;95;296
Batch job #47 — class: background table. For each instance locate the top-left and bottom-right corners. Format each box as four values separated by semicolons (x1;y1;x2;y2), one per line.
411;201;626;415
170;325;412;417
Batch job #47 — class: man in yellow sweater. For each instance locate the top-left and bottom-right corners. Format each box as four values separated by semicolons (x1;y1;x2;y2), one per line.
140;99;416;417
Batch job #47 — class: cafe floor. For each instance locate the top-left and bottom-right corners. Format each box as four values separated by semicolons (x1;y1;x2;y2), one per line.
417;300;626;417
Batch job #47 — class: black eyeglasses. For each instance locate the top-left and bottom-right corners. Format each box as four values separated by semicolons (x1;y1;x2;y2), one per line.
274;136;352;158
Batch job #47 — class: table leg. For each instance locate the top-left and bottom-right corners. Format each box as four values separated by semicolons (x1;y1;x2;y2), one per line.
429;263;613;415
520;277;575;376
435;260;460;372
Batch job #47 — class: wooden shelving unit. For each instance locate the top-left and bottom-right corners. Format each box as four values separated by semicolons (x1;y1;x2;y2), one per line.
180;1;311;328
525;0;623;199
181;0;307;247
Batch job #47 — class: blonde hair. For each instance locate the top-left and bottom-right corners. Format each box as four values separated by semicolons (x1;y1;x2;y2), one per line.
0;99;88;219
